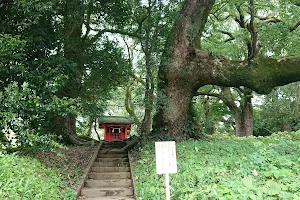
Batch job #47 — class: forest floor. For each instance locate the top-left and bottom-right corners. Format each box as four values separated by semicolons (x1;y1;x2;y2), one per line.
33;146;96;191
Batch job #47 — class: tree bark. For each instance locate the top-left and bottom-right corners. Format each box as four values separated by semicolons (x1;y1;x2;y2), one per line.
154;0;300;139
54;0;86;143
140;2;158;135
153;0;215;138
141;51;154;135
233;100;253;137
203;97;215;134
86;117;93;137
125;81;141;127
220;87;254;137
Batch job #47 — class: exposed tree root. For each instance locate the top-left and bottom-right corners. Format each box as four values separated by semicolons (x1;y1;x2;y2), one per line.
68;134;96;146
122;137;138;151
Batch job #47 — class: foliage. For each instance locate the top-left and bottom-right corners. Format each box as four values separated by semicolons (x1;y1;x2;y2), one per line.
0;153;75;199
80;39;131;119
0;34;77;146
1;0;136;139
203;0;300;59
254;82;300;136
0;81;76;150
191;95;232;135
133;132;300;199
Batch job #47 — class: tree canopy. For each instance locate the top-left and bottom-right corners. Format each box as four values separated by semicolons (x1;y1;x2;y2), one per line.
1;0;300;145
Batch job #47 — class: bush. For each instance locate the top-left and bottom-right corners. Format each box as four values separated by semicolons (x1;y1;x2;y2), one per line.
0;82;76;150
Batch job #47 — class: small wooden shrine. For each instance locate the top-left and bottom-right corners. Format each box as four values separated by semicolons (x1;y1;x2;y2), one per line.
98;116;135;141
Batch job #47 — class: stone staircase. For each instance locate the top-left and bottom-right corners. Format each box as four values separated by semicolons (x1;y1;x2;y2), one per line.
80;141;135;200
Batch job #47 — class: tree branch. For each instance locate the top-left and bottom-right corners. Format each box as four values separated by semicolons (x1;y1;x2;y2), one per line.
125;81;141;127
187;49;300;94
220;30;235;42
88;29;140;44
195;87;238;110
258;16;281;23
248;0;259;60
290;20;300;32
256;16;300;32
163;0;215;68
130;73;146;86
235;5;246;28
82;0;93;42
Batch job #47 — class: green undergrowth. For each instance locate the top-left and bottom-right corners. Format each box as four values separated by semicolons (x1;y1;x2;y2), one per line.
0;153;75;199
132;131;300;200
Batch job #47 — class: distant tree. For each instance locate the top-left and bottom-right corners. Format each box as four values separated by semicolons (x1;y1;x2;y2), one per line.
196;86;253;136
191;91;231;135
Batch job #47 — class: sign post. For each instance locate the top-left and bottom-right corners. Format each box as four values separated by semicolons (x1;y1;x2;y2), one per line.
155;141;177;200
165;173;170;200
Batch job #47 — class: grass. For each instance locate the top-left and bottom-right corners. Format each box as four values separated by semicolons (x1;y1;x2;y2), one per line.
132;131;300;200
0;153;76;199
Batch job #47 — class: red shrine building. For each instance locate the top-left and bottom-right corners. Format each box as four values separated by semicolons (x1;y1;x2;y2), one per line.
98;116;135;141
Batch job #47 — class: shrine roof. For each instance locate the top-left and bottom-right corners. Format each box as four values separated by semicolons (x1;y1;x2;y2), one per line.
98;116;135;124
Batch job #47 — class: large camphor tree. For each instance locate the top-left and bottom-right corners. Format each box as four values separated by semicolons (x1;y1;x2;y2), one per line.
153;0;300;139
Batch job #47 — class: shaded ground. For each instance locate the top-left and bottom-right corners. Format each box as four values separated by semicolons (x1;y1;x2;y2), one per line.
33;146;96;191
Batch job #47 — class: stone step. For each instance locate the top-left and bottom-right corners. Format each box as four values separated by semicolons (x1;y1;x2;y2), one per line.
83;196;135;200
96;158;129;162
98;154;128;158
88;172;131;180
93;162;129;167
99;149;127;154
85;179;132;188
101;145;126;149
102;143;126;148
81;187;133;197
92;166;130;173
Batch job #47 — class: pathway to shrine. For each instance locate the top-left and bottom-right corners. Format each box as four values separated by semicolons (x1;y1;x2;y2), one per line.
80;141;135;200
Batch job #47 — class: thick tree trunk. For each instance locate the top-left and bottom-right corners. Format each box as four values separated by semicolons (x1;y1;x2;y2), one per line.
154;85;195;138
220;87;254;137
153;0;215;139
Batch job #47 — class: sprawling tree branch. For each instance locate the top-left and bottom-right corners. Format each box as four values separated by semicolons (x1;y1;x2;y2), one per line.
187;50;300;94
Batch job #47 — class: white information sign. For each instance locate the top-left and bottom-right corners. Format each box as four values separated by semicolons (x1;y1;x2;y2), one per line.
155;141;178;174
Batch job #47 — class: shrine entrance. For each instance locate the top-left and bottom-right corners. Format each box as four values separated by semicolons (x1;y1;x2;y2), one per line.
98;116;135;141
